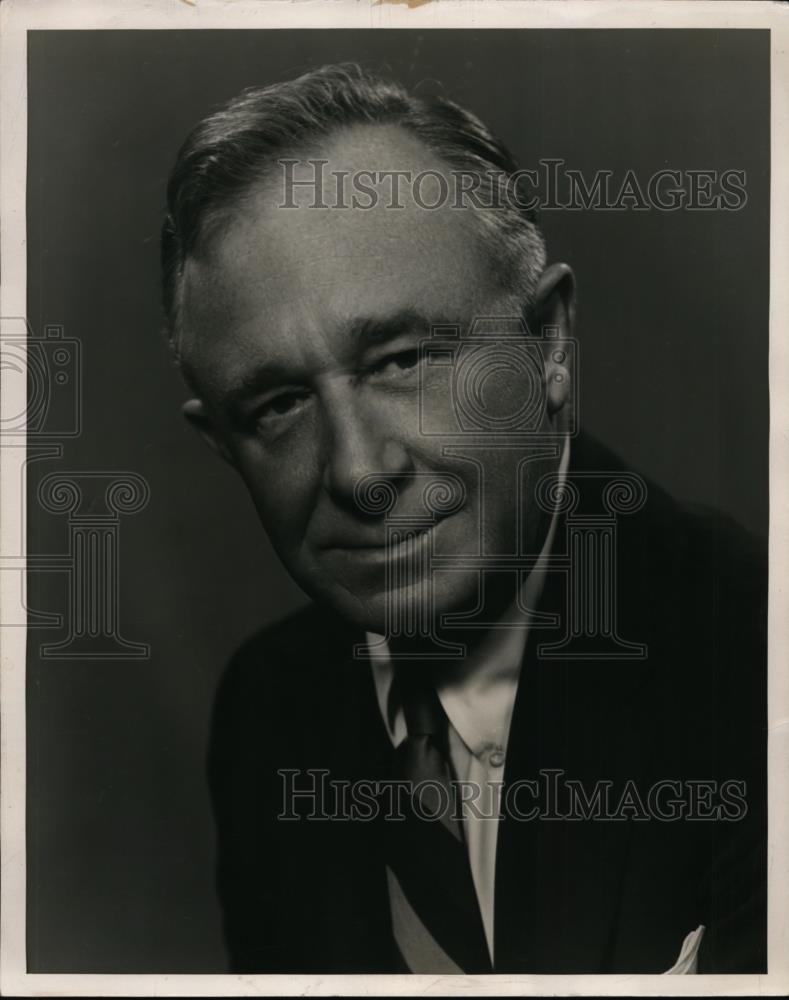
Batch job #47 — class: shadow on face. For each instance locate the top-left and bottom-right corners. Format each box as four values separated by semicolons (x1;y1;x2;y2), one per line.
178;124;574;634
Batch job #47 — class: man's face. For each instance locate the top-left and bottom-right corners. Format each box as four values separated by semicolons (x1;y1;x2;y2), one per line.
179;125;569;633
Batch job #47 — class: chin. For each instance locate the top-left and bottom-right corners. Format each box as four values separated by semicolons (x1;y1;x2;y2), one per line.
316;573;484;639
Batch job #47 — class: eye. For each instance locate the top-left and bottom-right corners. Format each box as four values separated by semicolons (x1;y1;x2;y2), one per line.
371;349;420;377
255;389;310;423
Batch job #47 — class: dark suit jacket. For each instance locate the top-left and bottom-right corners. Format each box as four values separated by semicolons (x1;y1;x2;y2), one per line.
207;436;767;974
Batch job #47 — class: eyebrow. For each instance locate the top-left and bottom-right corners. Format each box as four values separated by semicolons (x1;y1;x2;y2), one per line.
216;309;452;414
216;362;301;414
345;309;437;349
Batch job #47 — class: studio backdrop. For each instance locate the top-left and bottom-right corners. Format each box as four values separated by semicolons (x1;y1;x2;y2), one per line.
24;28;768;972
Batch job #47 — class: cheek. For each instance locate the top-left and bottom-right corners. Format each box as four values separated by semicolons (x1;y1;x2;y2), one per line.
433;450;552;556
233;440;319;546
415;368;456;436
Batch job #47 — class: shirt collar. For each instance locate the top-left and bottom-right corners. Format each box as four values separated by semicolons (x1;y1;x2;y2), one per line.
369;437;570;760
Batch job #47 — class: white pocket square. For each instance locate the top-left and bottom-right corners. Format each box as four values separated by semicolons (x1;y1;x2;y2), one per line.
663;924;705;974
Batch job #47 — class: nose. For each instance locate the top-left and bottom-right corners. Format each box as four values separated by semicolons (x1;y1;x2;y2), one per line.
322;394;413;510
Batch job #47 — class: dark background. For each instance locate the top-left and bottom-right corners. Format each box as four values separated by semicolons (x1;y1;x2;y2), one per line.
26;29;769;971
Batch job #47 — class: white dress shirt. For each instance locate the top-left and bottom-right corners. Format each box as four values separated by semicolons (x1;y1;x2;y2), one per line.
369;439;569;963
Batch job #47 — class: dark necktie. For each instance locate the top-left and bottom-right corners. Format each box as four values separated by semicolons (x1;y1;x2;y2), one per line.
383;664;492;973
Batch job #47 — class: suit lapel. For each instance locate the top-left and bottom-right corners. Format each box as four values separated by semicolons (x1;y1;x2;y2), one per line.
494;443;654;972
302;631;396;971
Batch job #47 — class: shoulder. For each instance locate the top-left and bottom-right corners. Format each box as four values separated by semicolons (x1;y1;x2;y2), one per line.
587;441;768;775
643;492;766;631
680;500;765;590
570;435;767;731
213;602;356;721
571;433;765;604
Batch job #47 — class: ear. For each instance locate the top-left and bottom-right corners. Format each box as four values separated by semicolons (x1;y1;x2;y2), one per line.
182;398;235;465
529;262;576;421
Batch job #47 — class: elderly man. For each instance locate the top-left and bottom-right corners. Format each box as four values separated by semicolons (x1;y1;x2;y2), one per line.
160;64;766;975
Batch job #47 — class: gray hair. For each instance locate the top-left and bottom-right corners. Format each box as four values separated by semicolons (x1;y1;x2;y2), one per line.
161;62;546;360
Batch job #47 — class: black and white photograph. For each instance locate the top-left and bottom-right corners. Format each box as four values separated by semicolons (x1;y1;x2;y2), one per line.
1;1;787;995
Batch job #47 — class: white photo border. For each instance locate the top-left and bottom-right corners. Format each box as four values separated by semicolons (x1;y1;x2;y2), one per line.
1;1;787;996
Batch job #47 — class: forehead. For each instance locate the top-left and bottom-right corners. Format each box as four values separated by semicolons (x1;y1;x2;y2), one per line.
179;124;500;394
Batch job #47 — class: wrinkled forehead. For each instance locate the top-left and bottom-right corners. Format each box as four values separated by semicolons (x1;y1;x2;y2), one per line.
178;124;507;394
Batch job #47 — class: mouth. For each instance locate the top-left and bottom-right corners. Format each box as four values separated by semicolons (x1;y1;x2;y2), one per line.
323;519;444;564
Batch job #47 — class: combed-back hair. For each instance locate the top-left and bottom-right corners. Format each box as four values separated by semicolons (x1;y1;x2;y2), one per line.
161;62;546;355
